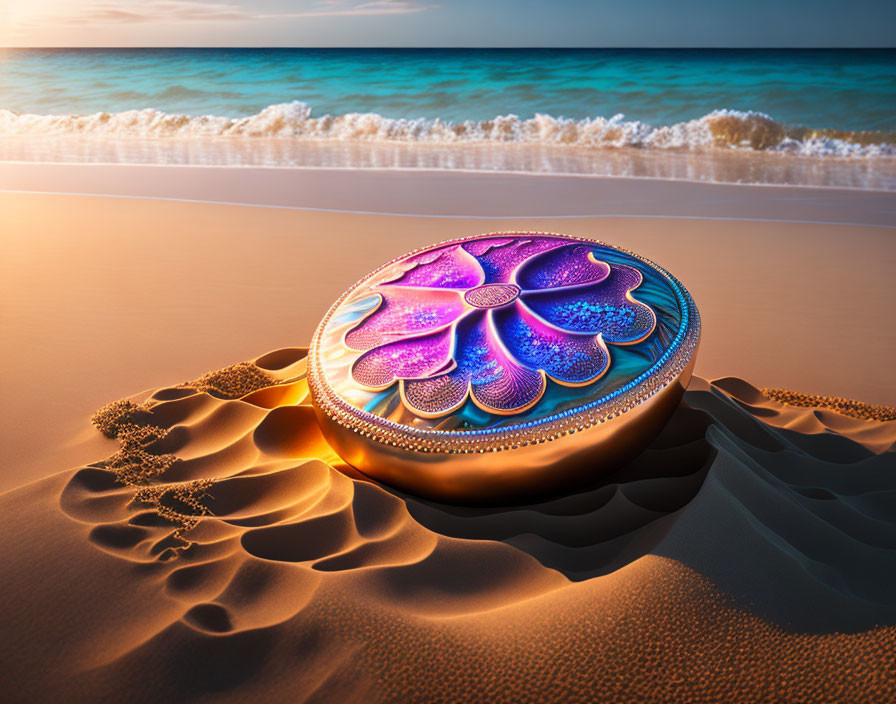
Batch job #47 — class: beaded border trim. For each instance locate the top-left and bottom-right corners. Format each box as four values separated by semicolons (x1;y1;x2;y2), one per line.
308;232;701;455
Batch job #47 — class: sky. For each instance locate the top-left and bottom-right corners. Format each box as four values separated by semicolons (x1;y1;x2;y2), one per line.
2;0;895;48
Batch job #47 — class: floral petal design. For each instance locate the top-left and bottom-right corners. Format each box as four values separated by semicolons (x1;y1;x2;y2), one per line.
402;311;545;416
494;302;610;385
514;244;610;290
470;313;546;413
521;263;656;344
382;245;484;289
344;288;465;351
462;236;567;284
351;327;455;391
401;369;470;418
342;235;660;419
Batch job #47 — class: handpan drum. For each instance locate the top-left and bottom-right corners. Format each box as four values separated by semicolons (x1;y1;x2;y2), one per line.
308;232;700;503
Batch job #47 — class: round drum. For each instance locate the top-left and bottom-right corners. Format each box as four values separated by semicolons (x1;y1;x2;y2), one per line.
308;232;700;502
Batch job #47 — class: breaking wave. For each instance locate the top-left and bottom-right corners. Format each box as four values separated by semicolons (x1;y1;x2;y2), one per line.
1;102;894;158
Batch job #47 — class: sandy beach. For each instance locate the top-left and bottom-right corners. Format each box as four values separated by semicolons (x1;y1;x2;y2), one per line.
3;167;895;489
1;166;894;702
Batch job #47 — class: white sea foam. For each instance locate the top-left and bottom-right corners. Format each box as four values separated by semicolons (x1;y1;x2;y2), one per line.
0;102;894;159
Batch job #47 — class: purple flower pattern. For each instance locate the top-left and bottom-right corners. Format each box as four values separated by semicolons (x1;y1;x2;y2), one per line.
345;236;656;417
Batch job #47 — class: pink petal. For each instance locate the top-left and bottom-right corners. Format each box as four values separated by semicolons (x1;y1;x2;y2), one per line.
382;245;484;289
344;287;465;351
351;326;455;391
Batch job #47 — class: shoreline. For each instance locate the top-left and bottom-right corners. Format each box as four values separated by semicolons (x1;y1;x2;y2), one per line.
4;159;896;195
2;134;895;190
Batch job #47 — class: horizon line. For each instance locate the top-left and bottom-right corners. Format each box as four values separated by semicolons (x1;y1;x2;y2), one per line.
3;45;896;50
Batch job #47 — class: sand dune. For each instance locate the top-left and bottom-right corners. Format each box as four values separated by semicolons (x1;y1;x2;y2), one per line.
1;347;894;702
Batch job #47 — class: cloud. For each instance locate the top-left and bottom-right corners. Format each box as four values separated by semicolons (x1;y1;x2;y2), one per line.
52;0;433;25
65;2;250;23
285;0;434;17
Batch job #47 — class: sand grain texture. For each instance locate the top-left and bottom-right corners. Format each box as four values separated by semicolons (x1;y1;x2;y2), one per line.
0;348;894;703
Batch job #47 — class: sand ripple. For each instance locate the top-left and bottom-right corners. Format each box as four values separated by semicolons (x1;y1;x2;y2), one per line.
3;347;894;702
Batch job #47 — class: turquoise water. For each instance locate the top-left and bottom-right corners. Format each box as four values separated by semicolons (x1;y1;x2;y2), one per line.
1;49;894;188
2;48;894;130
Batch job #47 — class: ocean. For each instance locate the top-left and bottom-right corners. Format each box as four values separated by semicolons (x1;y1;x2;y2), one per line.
1;48;895;188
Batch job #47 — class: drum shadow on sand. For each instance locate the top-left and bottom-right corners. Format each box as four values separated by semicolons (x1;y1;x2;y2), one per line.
384;402;715;581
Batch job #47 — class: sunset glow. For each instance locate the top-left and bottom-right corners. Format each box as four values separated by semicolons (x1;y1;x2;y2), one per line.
3;0;894;47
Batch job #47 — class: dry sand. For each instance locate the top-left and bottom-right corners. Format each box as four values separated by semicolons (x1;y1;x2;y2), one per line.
0;169;894;702
0;349;894;702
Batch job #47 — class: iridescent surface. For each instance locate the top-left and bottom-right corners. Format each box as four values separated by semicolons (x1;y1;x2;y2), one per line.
318;234;684;431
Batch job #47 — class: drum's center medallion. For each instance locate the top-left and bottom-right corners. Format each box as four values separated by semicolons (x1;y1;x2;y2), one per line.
464;283;520;309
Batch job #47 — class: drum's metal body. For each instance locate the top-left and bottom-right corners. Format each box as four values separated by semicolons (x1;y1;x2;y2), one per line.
308;232;700;503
